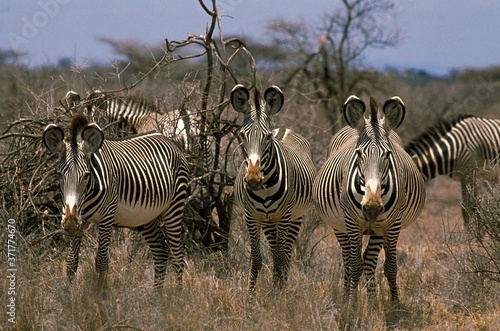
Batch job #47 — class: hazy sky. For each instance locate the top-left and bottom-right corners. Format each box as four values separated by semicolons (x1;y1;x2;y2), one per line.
1;0;499;75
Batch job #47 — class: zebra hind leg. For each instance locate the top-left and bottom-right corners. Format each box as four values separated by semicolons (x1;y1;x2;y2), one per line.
137;218;169;289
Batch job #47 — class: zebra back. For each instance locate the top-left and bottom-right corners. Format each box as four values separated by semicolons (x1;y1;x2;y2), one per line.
405;115;500;181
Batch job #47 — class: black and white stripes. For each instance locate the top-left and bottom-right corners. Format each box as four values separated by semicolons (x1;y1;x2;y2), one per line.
313;95;426;305
43;112;189;288
231;84;316;290
405;115;500;227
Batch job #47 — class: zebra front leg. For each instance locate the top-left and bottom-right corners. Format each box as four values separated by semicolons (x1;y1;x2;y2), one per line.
66;235;82;281
95;221;113;289
274;218;302;289
247;218;263;292
334;230;351;300
347;230;363;306
363;235;384;307
137;218;169;288
383;226;401;305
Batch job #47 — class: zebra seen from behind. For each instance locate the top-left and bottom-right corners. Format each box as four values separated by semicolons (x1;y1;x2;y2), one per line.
313;96;426;306
231;84;316;291
404;115;500;228
43;112;189;288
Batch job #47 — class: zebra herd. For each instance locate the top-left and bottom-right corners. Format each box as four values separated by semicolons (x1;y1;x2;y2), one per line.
43;86;499;306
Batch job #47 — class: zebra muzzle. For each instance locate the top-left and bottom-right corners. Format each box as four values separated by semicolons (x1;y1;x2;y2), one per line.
62;204;81;236
361;183;384;222
244;160;264;191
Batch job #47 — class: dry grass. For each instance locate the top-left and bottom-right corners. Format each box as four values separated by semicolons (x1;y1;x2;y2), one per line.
1;177;499;330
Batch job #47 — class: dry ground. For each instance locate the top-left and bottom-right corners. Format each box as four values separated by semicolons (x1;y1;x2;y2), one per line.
1;177;499;330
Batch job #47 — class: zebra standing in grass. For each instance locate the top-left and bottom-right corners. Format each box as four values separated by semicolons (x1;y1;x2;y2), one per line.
231;84;316;290
43;112;189;288
313;96;425;305
405;115;500;228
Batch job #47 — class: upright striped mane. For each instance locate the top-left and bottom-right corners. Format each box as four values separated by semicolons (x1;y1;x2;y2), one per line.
70;113;90;146
405;114;475;152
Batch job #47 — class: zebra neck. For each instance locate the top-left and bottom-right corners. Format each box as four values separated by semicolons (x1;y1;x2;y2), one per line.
260;141;286;188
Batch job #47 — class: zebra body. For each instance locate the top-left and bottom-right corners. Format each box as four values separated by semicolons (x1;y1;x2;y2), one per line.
76;91;194;150
231;85;316;290
43;113;189;287
405;115;500;226
314;96;425;305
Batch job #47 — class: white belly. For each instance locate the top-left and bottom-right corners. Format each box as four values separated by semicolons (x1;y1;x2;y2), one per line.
113;202;167;227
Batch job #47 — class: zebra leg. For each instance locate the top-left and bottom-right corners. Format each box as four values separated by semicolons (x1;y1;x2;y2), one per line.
161;207;185;283
275;217;302;289
161;169;188;281
247;216;263;292
363;235;384;307
66;235;82;281
347;228;363;303
461;176;473;229
95;221;113;287
137;218;169;288
383;226;401;304
334;230;352;299
262;222;279;287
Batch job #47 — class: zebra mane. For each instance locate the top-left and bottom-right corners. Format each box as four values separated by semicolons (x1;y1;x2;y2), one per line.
369;97;379;126
405;114;475;152
70;113;90;146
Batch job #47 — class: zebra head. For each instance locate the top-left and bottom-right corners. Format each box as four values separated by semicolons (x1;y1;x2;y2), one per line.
43;114;104;236
231;84;284;191
343;95;406;222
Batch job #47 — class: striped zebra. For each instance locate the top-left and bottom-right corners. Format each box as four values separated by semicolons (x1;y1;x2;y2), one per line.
231;85;316;290
69;90;194;151
43;112;189;288
405;115;500;228
314;96;425;305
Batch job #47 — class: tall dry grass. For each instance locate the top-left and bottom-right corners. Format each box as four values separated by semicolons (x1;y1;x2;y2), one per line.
2;177;499;330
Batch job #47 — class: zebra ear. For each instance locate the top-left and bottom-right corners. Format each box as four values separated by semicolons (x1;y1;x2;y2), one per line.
264;86;284;115
43;124;66;154
343;95;366;128
230;84;250;113
383;97;406;130
81;123;104;155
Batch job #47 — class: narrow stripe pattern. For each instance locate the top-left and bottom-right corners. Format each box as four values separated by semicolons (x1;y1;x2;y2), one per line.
231;85;316;290
313;96;425;305
44;113;189;288
405;115;500;227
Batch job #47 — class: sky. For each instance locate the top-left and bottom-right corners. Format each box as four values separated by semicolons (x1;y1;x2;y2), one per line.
1;0;500;76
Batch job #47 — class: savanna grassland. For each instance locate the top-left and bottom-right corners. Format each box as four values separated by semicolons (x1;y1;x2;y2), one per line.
1;177;499;330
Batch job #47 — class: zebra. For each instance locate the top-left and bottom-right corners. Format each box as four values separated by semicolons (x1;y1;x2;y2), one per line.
231;84;316;290
313;96;426;305
68;90;194;151
42;112;189;288
405;115;500;228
